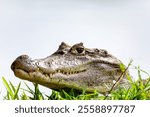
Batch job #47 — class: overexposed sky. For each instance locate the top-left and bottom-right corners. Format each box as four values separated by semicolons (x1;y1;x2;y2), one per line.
0;0;150;95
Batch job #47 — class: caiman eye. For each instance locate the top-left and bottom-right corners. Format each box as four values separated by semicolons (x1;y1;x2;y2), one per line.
76;47;85;54
70;43;85;55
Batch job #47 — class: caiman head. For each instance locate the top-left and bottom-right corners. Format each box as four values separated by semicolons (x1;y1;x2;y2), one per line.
11;42;130;94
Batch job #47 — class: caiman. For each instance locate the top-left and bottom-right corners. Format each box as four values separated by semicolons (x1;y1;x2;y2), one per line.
11;42;130;94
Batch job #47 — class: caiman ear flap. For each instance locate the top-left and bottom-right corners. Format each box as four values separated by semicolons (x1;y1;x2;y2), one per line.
58;42;70;50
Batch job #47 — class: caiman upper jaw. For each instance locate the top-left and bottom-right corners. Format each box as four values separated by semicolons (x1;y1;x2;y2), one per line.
11;55;37;72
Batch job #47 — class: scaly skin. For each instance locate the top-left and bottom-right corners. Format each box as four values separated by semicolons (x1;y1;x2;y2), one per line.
11;42;130;94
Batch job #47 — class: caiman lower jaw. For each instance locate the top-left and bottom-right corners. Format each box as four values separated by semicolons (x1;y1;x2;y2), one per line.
13;68;98;92
13;67;86;80
13;67;87;85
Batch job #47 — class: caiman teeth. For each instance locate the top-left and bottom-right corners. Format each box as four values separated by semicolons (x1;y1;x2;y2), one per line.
30;68;87;78
66;73;69;75
56;69;86;75
49;73;53;77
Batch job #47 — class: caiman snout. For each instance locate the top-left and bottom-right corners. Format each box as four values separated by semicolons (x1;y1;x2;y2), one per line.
11;55;37;72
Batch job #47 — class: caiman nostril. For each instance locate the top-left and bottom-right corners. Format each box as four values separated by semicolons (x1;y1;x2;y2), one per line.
11;54;37;72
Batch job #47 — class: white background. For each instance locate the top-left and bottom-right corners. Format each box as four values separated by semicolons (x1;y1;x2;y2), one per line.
0;0;150;97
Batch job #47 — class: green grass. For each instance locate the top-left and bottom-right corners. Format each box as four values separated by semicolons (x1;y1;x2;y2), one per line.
1;64;150;100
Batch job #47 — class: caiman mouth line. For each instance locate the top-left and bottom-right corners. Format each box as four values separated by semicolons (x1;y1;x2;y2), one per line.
15;67;87;78
14;68;96;93
53;69;86;75
13;68;119;94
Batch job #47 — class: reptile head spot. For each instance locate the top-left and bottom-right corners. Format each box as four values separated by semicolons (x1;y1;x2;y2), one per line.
57;50;66;55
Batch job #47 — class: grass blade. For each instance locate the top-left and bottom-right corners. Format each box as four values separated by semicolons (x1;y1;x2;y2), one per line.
13;82;21;100
2;77;13;98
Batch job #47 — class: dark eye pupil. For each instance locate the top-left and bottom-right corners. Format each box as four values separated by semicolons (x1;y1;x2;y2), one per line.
76;47;84;53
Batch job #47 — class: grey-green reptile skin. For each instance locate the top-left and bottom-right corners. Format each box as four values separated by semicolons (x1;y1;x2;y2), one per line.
11;42;130;94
